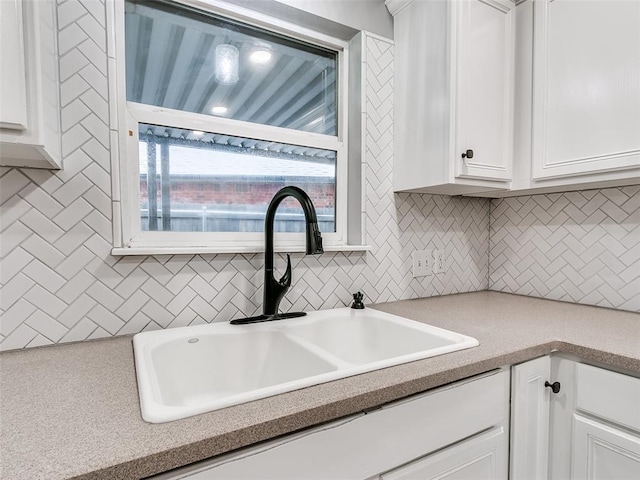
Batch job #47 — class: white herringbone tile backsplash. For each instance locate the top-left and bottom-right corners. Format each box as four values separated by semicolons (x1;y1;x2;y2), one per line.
490;186;640;312
0;2;490;351
3;1;637;352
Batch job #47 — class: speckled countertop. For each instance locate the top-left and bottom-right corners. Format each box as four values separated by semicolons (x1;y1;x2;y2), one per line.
1;292;639;480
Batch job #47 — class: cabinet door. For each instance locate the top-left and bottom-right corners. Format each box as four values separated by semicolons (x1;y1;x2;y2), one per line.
572;415;640;480
0;0;61;169
531;0;640;180
510;356;552;480
455;0;514;182
381;427;508;480
0;0;28;130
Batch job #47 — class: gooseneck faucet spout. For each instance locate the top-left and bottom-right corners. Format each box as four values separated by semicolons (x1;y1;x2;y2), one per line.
231;186;323;325
264;186;324;315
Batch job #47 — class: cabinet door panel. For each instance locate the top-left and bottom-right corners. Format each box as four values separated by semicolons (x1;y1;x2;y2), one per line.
572;414;640;480
532;0;640;179
0;0;28;130
456;0;514;181
381;427;508;480
510;356;551;480
0;0;61;168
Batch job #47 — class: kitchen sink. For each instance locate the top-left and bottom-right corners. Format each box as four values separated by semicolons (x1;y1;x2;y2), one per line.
133;308;478;423
148;331;338;407
284;310;461;366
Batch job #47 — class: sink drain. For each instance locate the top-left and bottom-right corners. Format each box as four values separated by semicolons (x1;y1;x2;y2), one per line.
187;338;199;344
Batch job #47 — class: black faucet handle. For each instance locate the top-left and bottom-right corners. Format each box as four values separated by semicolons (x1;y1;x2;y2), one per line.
279;254;292;287
351;291;365;309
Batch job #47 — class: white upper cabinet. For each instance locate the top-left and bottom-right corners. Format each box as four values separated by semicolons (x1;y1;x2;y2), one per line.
0;0;61;169
0;0;28;131
388;0;515;196
532;0;640;180
511;0;640;193
456;0;514;183
390;0;639;197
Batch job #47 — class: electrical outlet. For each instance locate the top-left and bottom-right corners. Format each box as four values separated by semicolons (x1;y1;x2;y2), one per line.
433;249;446;274
412;250;423;277
412;250;433;277
423;249;433;276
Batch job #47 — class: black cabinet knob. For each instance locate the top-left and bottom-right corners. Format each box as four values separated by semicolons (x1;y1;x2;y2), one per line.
545;381;561;394
461;149;474;159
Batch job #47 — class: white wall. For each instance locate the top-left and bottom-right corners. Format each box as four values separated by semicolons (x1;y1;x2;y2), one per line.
276;0;393;38
0;0;488;351
221;0;393;39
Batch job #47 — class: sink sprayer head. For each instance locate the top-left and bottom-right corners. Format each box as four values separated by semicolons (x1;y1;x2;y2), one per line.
306;222;324;255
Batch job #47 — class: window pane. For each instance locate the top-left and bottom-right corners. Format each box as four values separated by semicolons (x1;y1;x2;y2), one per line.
138;124;336;233
125;0;338;135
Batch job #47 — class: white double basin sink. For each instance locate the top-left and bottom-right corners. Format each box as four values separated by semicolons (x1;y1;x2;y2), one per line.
133;308;479;423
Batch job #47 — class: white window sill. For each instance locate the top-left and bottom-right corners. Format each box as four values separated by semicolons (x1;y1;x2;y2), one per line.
111;244;371;256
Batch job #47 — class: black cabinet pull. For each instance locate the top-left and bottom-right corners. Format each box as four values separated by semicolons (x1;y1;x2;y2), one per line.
545;381;561;394
461;149;474;159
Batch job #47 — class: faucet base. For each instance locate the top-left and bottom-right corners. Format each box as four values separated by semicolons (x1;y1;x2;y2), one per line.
230;312;307;325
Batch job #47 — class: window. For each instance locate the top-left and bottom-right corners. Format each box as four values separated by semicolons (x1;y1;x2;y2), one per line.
137;124;336;234
115;0;352;253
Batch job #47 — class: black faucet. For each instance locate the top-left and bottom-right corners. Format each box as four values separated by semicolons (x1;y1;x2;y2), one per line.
231;186;323;325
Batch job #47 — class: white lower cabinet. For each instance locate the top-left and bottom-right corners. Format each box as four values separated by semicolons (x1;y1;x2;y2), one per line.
153;358;640;479
512;356;640;480
152;369;510;479
570;363;640;480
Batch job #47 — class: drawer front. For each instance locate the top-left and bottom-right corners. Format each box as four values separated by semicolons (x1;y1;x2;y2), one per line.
381;426;508;480
576;363;640;432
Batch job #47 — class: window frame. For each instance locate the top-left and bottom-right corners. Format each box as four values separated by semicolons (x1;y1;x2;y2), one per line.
112;0;351;254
